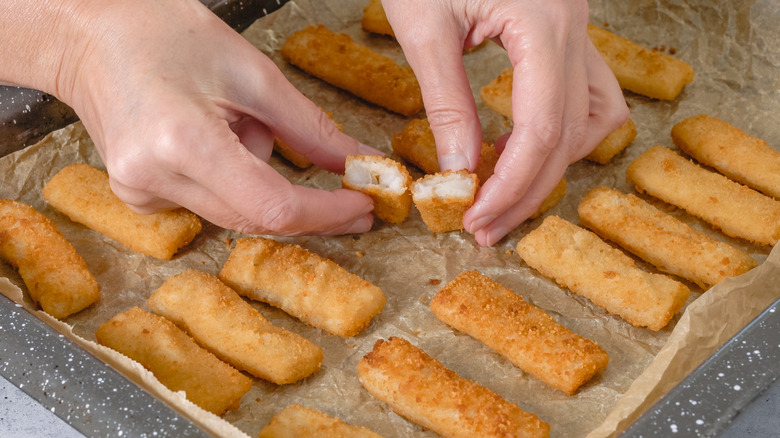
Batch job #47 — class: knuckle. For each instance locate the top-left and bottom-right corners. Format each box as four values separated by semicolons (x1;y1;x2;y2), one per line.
257;193;304;234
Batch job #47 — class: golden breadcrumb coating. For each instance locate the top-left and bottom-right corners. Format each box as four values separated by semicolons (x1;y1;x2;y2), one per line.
586;118;638;164
258;404;384;438
361;0;394;37
411;170;478;233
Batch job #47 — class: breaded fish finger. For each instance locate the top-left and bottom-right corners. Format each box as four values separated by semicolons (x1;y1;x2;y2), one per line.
219;237;385;337
480;68;636;164
430;271;609;395
95;307;252;416
671;114;780;199
258;404;384;438
281;25;423;117
357;337;550;438
516;216;689;331
0;199;100;319
411;170;478;233
587;24;695;100
343;155;412;223
148;269;322;385
578;187;757;289
361;0;394;38
626;146;780;246
42;163;202;259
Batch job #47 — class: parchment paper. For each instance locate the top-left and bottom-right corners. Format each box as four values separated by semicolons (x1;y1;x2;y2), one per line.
1;0;778;437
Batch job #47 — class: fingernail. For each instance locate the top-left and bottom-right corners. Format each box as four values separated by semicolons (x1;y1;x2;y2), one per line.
466;214;496;234
439;154;470;172
484;226;510;247
359;142;385;157
345;215;373;234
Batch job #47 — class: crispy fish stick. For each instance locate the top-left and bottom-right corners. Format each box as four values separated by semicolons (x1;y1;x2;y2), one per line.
219;237;385;337
411;170;478;233
148;269;322;385
430;271;609;395
95;307;252;416
480;68;636;164
0;199;100;318
587;24;694;100
281;25;423;117
361;0;394;38
578;187;757;289
343;155;412;223
516;216;689;331
626;146;780;246
258;404;384;438
357;337;550;438
41;163;202;259
671;114;780;199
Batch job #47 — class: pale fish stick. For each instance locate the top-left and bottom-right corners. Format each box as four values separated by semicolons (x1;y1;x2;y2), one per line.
480;68;636;164
148;269;322;385
587;24;695;100
626;146;780;246
578;187;757;289
0;199;100;319
42;163;202;259
357;337;550;438
671;114;780;199
361;0;394;38
430;270;609;395
95;307;252;416
516;216;689;331
281;25;423;117
343;155;412;224
411;170;478;233
219;237;385;337
258;404;384;438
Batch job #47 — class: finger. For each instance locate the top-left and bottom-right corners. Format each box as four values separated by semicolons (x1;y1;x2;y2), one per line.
581;41;630;154
109;178;180;214
232;116;275;163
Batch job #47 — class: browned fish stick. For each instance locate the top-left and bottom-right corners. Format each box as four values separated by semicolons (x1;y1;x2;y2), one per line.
671;114;780;199
361;0;394;38
578;187;757;289
95;307;252;415
343;155;412;224
42;163;202;259
587;24;695;100
281;25;423;117
430;271;609;395
148;269;323;385
411;170;478;233
516;216;689;331
219;237;385;337
586;118;638;164
626;146;780;246
258;404;384;438
0;199;100;318
357;337;550;438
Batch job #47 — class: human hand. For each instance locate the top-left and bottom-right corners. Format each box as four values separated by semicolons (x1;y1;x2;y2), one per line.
16;0;380;236
382;0;629;246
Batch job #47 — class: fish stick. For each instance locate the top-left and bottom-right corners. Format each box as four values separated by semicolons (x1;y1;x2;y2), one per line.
41;163;202;259
361;0;394;38
281;25;423;117
516;216;689;331
343;155;412;223
671;114;780;199
219;237;385;337
626;146;780;246
0;199;100;319
480;68;636;164
411;170;478;233
578;187;757;289
258;404;384;438
147;269;322;385
430;270;609;395
357;337;550;438
95;307;252;416
587;24;695;100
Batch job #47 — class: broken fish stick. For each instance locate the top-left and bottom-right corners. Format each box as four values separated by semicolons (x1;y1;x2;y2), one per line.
361;0;394;38
411;170;478;233
42;163;202;259
516;216;689;331
587;24;695;100
219;237;385;337
281;25;423;117
671;114;780;199
0;199;100;319
95;307;252;415
258;404;384;438
148;269;322;385
626;146;780;246
578;187;757;289
358;337;550;438
480;68;636;164
430;270;609;395
343;155;412;223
